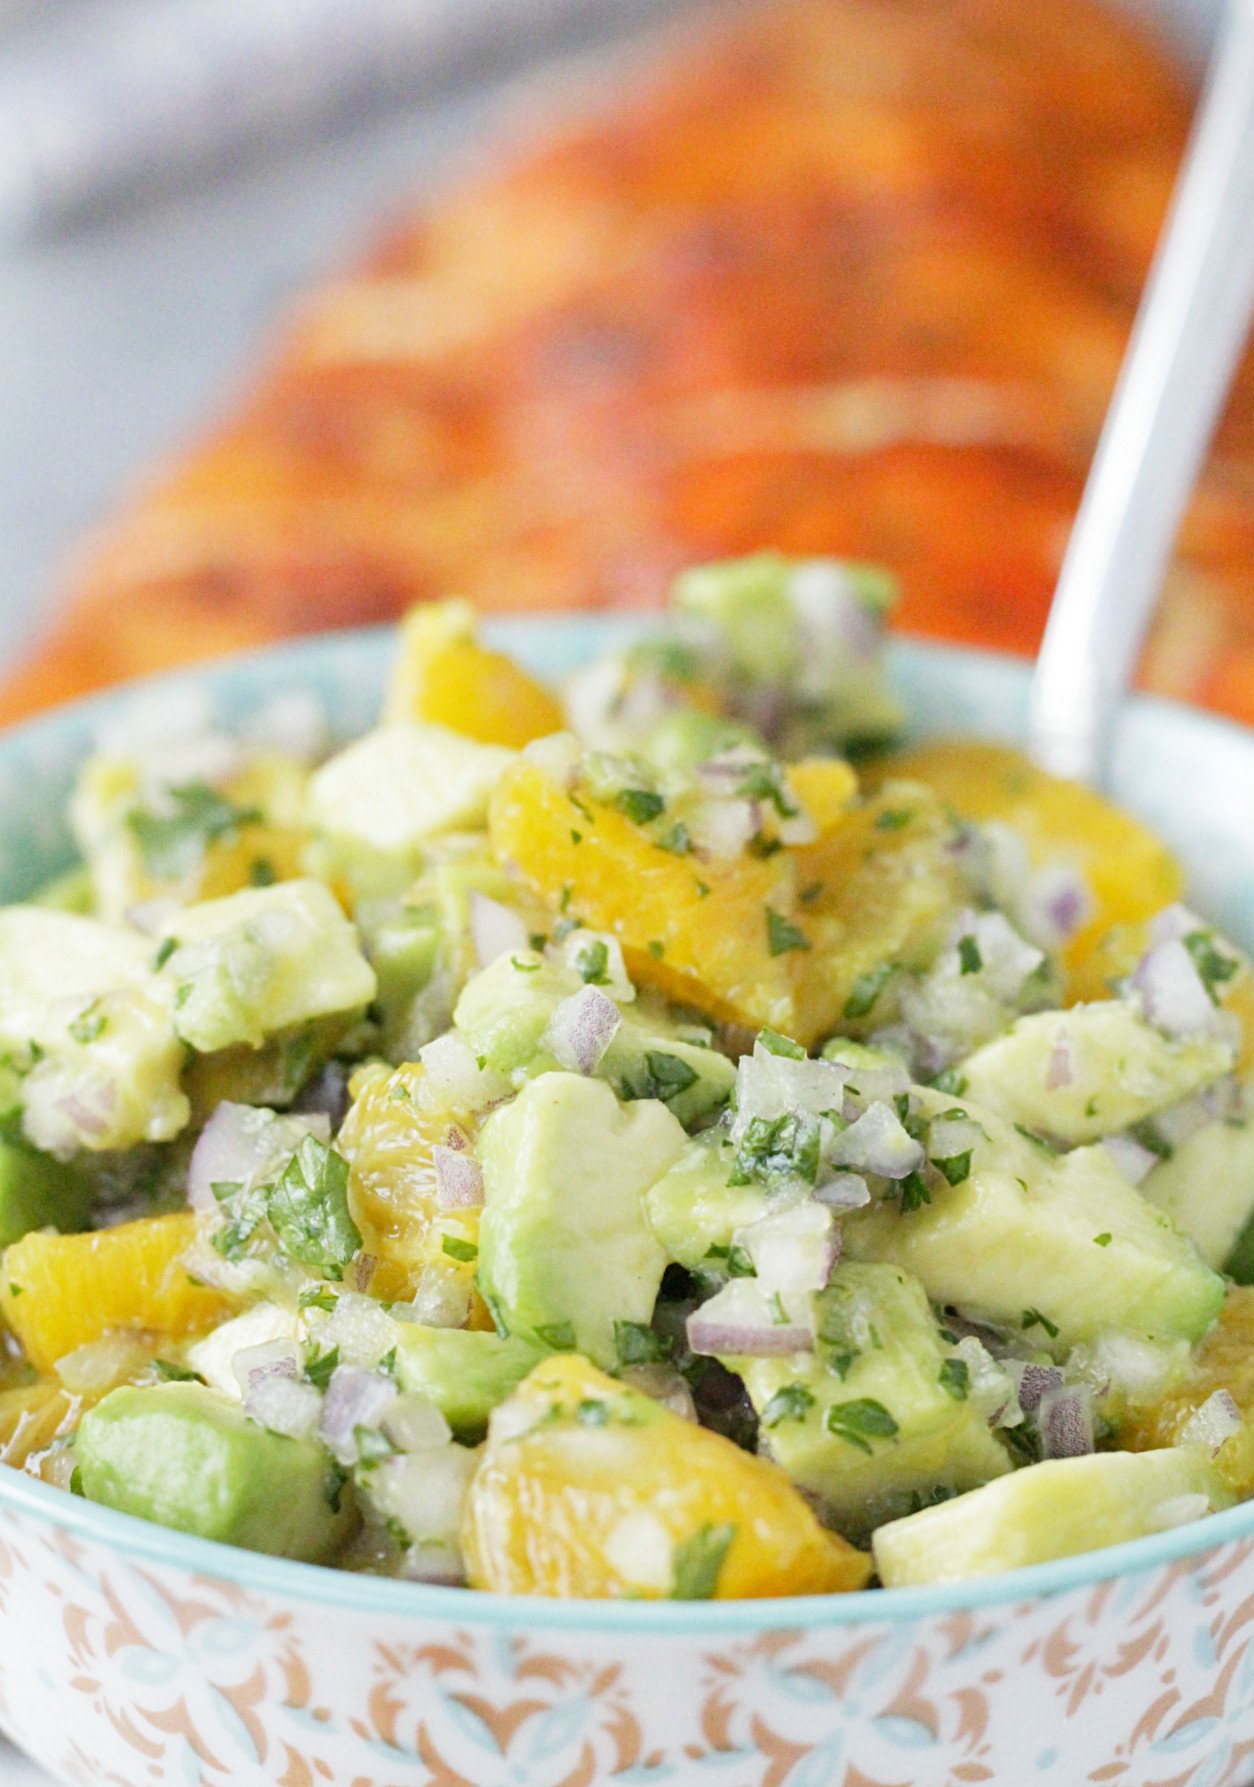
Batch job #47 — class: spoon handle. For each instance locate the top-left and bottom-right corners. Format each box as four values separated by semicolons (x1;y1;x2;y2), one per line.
1029;0;1254;784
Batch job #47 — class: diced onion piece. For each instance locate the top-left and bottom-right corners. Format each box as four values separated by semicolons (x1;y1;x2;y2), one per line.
1005;1360;1063;1417
315;1291;398;1369
814;1171;871;1210
384;1393;453;1454
418;1033;507;1109
319;1364;399;1466
468;892;528;968
1178;1388;1242;1457
188;1102;328;1213
366;1446;476;1546
687;797;759;860
829;1100;923;1180
619;1363;697;1421
926;1113;984;1165
231;1340;301;1398
433;1145;484;1210
966;910;1045;1001
1037;1385;1095;1459
543;984;621;1074
732;1202;838;1294
1102;1133;1159;1186
1022;862;1094;949
731;1045;848;1139
686;1278;815;1356
1149;903;1209;947
392;1265;472;1331
246;1374;323;1442
951;1337;1023;1428
1045;1028;1074;1091
1132;938;1219;1037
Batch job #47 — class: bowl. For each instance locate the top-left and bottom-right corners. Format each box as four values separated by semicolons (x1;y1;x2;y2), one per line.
3;617;1254;1787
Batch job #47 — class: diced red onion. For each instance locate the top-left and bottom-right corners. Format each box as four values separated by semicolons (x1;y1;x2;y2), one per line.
1023;863;1093;949
1007;1361;1064;1417
543;984;621;1074
733;1202;838;1294
468;892;529;969
1102;1133;1159;1186
814;1171;871;1210
55;1087;115;1139
1179;1388;1242;1457
831;1053;912;1105
964;910;1044;1001
245;1373;323;1442
1131;938;1218;1038
686;1279;815;1357
1045;1028;1074;1091
319;1364;399;1465
829;1100;923;1179
231;1339;301;1398
433;1145;484;1209
1037;1385;1095;1459
369;1448;476;1546
187;1102;329;1212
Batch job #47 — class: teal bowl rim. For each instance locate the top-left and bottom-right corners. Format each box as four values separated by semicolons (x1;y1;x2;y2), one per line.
2;616;1254;1636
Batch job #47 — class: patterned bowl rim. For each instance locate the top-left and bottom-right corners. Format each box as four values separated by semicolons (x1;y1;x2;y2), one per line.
3;613;1254;1636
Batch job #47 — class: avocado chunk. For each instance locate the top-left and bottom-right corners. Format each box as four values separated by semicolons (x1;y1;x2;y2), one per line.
873;1447;1232;1587
157;879;376;1054
392;1325;542;1440
0;1139;90;1247
730;1263;1011;1540
959;1001;1233;1146
0;907;189;1156
643;1130;770;1267
454;951;734;1127
76;1382;353;1561
306;723;515;897
843;1088;1225;1353
477;1073;686;1367
1140;1114;1254;1274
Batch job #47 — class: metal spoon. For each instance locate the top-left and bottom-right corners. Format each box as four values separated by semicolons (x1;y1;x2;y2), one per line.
1028;0;1254;786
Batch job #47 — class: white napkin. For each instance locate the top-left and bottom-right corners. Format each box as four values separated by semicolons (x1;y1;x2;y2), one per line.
0;0;646;238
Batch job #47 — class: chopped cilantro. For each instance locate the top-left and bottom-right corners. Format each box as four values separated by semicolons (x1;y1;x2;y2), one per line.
575;938;611;986
354;1425;396;1468
324;1463;349;1513
824;1397;899;1454
304;1345;340;1390
957;935;983;976
766;908;810;957
900;1170;933;1211
441;1234;478;1263
151;936;178;971
647;939;666;960
930;1066;968;1096
843;961;896;1020
614;1320;671;1367
1093;1233;1112;1247
671;1521;737;1599
757;1027;805;1059
249;857;277;887
874;808;913;831
511;956;541;973
68;1002;106;1045
761;1384;815;1427
1183;929;1239;1004
736;761;798;820
576;1398;610;1426
570;829;583;845
659;822;692;855
299;1286;337;1314
153;1359;201;1383
729;1110;821;1187
932;1151;972;1187
800;880;825;906
1021;1307;1060;1339
266;1136;361;1280
938;1358;970;1400
615;788;666;826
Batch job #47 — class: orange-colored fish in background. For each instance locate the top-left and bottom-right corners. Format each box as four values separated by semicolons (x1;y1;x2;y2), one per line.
4;0;1253;725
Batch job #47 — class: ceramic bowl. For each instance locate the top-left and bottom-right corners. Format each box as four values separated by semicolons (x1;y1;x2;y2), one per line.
3;619;1254;1787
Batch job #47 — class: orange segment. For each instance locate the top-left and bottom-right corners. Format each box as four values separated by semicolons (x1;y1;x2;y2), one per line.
0;1212;228;1373
462;1354;871;1599
1122;1287;1254;1498
386;600;564;748
874;739;1185;994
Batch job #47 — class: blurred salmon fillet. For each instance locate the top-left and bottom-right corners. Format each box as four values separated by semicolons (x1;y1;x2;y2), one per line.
5;0;1254;724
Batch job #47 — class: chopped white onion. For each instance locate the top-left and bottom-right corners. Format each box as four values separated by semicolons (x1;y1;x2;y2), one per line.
400;1545;466;1585
828;1100;923;1180
468;892;529;968
319;1364;399;1466
433;1145;485;1210
687;796;759;860
543;984;622;1075
1149;903;1209;947
731;1045;848;1140
951;1337;1023;1428
391;1264;472;1331
1131;939;1219;1038
365;1446;477;1546
1178;1389;1242;1457
188;1102;328;1213
732;1202;839;1294
814;1171;872;1210
964;910;1045;1002
246;1374;323;1442
1102;1133;1159;1186
384;1393;453;1454
315;1290;399;1370
418;1033;508;1109
1037;1385;1095;1459
926;1113;984;1165
686;1278;816;1356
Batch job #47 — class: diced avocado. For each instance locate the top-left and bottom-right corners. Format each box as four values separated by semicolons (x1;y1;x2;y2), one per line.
453;952;735;1127
672;552;798;679
29;865;94;915
157;879;376;1054
732;1263;1010;1540
306;723;515;897
355;895;442;1023
873;1447;1232;1587
0;908;189;1156
76;1382;354;1561
477;1074;686;1367
0;1139;91;1247
843;1088;1225;1353
1140;1116;1254;1274
641;709;765;773
959;1001;1233;1145
643;1131;769;1267
392;1325;542;1439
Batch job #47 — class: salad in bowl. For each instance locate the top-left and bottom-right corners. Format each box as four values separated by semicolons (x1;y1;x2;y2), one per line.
1;553;1249;1607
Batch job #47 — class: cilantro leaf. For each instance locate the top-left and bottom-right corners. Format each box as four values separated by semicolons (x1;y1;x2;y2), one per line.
575;939;611;985
672;1521;737;1599
1183;929;1239;1004
843;961;896;1020
265;1136;361;1281
761;1383;815;1427
823;1397;899;1454
535;1320;577;1351
615;788;666;825
765;908;810;957
1021;1306;1060;1339
614;1319;671;1367
957;935;983;976
756;1028;805;1060
938;1358;970;1400
304;1345;340;1390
